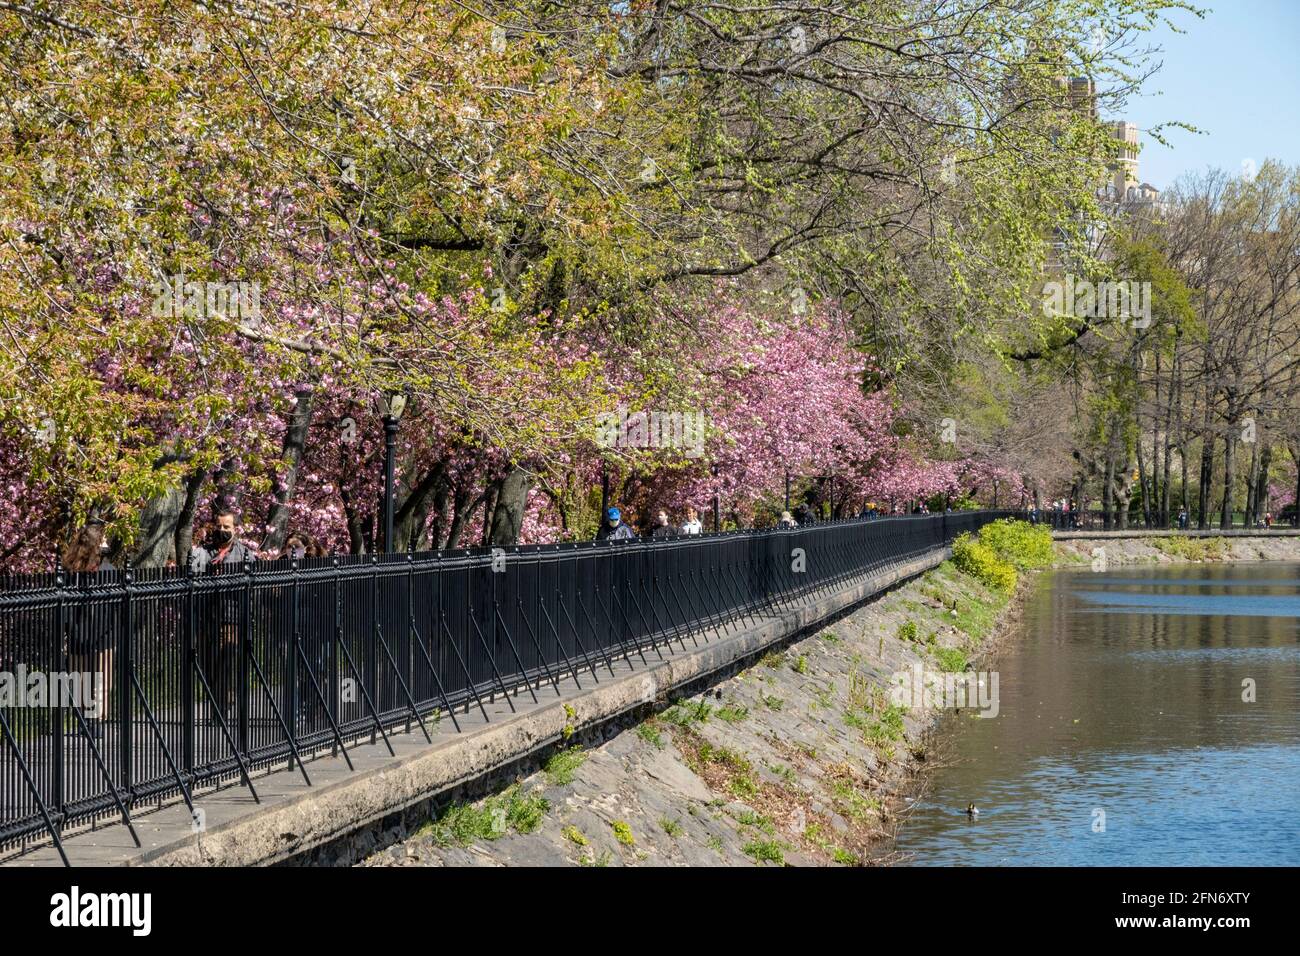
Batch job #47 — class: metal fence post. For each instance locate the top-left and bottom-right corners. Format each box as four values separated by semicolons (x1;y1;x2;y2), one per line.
183;565;195;779
120;564;134;798
53;562;65;826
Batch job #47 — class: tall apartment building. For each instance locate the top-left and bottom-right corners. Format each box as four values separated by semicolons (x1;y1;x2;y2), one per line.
1103;120;1161;209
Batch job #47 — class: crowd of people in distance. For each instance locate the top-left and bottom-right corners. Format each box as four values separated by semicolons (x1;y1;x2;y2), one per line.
592;497;945;542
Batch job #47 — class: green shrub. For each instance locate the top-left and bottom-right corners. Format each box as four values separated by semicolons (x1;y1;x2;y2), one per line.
1150;536;1228;562
897;619;919;642
611;820;635;845
977;519;1055;570
951;533;1017;594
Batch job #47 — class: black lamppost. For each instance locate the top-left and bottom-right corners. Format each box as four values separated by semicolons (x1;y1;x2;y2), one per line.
600;458;609;517
376;390;407;553
784;470;791;513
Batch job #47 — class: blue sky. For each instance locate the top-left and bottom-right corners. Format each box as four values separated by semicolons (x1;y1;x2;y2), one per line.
1118;0;1300;190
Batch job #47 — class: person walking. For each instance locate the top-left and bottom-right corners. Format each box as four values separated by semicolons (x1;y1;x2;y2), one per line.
595;507;637;541
649;509;675;540
201;509;257;720
279;531;322;560
680;507;703;535
61;521;116;737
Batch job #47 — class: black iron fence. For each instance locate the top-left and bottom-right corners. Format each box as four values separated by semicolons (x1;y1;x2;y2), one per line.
1;510;1012;862
1035;508;1296;531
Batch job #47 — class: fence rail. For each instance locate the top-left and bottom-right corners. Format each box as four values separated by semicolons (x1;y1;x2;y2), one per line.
1;510;1013;862
1036;508;1298;532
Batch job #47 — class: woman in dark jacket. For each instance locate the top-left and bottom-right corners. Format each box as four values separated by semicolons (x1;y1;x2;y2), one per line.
62;522;116;734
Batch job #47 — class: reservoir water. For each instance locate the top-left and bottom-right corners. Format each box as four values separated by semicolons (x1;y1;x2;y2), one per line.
894;561;1300;866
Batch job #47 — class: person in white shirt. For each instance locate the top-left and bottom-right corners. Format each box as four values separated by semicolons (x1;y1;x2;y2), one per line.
680;506;703;535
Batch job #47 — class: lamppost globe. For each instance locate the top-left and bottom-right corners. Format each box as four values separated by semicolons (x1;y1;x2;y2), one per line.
377;391;406;422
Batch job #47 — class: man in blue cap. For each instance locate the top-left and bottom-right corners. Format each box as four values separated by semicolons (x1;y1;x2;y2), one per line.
596;506;637;541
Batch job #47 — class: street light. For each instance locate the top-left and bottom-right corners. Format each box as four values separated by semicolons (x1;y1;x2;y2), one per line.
600;457;609;518
376;390;407;553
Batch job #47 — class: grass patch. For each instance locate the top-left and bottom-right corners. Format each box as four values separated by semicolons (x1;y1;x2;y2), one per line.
736;809;776;836
761;694;784;711
791;654;808;675
932;647;968;673
562;825;588;846
663;698;713;726
659;817;683;837
716;704;750;723
830;778;881;823
742;839;785;864
543;746;587;786
766;762;796;785
863;703;907;750
611;820;635;846
681;735;763;802
897;619;919;642
636;721;665;749
427;785;549;847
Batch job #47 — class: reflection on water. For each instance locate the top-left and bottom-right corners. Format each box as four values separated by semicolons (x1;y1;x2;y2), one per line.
894;562;1300;866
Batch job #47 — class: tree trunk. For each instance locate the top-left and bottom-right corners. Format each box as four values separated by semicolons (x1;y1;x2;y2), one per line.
1244;438;1260;526
1252;445;1272;526
1219;426;1236;530
261;388;315;554
488;465;533;545
341;483;368;554
1197;437;1214;529
1135;430;1152;528
1160;349;1178;527
480;482;499;546
1102;439;1115;532
173;469;207;569
133;486;188;568
1295;443;1300;527
445;487;487;551
394;461;448;552
430;483;452;548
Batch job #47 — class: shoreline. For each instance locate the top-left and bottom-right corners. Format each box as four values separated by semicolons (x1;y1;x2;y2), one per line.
358;534;1300;867
1052;534;1300;568
360;557;1034;868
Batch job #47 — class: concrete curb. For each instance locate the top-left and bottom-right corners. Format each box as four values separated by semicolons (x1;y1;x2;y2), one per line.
1052;529;1300;539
